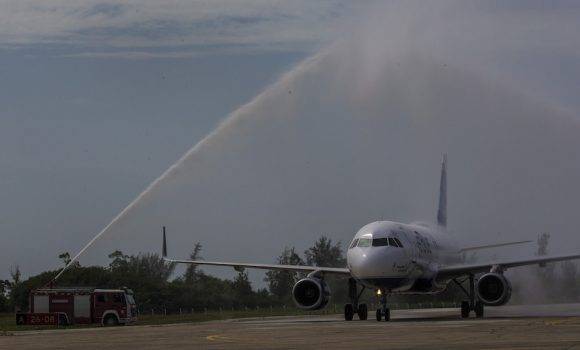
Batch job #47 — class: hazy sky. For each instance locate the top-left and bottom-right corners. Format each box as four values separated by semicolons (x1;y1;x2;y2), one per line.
0;0;361;280
1;1;580;286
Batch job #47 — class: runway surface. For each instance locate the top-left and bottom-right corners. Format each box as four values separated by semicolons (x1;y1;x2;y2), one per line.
3;304;580;349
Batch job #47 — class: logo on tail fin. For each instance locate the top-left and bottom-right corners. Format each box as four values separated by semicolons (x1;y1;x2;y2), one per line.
437;154;447;227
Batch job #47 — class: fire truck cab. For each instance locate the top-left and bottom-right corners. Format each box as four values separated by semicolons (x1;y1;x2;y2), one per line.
17;287;137;326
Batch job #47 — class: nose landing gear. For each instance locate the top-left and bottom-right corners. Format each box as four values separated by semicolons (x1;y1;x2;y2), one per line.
375;289;390;322
344;278;368;321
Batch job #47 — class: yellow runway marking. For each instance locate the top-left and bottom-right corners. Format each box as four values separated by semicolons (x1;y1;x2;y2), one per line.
544;318;580;326
206;334;235;342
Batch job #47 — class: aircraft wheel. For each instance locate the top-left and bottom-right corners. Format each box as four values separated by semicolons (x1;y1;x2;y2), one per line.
358;303;368;320
344;303;354;321
376;309;382;321
384;308;391;322
460;301;470;318
475;301;484;318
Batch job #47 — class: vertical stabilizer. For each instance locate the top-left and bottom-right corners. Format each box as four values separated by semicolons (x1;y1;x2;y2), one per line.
437;154;447;227
162;226;167;258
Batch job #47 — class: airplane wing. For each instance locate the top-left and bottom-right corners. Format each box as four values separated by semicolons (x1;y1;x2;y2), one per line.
163;257;350;274
438;253;580;279
161;230;350;275
458;240;532;253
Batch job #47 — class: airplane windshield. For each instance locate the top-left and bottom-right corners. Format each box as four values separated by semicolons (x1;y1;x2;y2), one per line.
372;238;389;247
357;238;372;247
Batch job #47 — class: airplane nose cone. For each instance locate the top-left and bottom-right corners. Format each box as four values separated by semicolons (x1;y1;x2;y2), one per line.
348;248;389;278
347;247;407;279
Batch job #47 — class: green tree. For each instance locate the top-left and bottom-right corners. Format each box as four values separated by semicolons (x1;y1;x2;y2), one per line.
265;247;304;302
7;265;24;311
304;236;348;304
0;279;8;312
108;250;129;271
129;253;176;281
108;252;176;310
184;242;203;283
58;251;80;269
304;236;346;267
58;252;71;266
6;247;284;314
231;270;253;306
10;265;21;286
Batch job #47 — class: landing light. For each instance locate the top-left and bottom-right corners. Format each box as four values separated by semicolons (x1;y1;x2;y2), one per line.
376;289;382;296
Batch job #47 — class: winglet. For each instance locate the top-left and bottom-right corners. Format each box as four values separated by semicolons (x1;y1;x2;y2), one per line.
162;226;168;258
437;154;447;227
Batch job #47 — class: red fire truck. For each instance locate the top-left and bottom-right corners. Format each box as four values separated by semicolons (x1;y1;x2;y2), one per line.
16;287;137;326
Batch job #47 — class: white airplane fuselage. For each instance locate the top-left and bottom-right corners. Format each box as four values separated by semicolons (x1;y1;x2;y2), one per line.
347;220;461;293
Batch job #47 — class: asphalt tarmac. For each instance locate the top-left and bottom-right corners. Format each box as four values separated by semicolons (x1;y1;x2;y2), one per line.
3;304;580;349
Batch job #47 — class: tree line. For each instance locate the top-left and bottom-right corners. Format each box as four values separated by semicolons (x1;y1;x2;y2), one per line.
0;236;348;313
2;233;580;313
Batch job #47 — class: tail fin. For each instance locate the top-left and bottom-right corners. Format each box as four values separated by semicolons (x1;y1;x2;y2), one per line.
437;154;447;227
162;226;168;258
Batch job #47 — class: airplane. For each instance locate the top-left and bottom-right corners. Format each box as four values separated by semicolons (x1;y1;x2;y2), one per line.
162;155;580;322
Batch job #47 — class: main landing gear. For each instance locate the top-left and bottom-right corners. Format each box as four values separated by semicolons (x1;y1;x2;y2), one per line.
344;278;368;321
454;273;484;319
375;289;390;322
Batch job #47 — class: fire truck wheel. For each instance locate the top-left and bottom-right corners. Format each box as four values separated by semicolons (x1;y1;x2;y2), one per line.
103;314;119;327
58;313;69;326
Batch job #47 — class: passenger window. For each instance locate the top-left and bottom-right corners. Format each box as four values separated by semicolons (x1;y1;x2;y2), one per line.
372;238;389;247
388;238;398;247
96;294;106;303
349;239;359;249
357;238;372;247
394;238;404;247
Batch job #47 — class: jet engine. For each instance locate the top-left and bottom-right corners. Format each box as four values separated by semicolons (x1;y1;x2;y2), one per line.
476;273;512;306
292;277;330;310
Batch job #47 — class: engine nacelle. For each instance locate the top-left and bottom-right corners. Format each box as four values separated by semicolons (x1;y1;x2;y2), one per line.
476;273;512;306
292;277;330;310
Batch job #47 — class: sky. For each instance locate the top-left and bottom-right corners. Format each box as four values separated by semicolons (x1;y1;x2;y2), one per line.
0;0;361;281
1;1;580;287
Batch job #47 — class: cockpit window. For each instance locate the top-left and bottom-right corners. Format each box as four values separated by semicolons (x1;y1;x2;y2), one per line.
388;237;398;247
372;238;389;247
357;238;372;247
349;238;359;249
393;238;404;248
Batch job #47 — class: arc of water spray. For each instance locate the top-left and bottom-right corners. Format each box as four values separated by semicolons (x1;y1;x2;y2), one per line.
51;115;236;283
51;51;327;283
